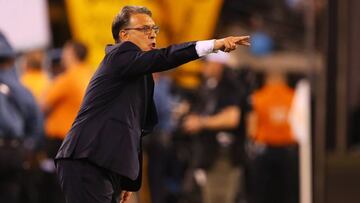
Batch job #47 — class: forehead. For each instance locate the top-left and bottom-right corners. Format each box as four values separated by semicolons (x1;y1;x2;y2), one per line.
129;13;155;26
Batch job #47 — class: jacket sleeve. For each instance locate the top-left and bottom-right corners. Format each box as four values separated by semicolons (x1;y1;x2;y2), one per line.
106;42;200;77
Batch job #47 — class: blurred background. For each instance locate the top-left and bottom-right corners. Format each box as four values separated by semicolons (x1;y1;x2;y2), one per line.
0;0;359;203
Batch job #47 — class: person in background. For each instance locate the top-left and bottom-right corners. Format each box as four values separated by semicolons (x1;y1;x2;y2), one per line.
43;41;92;159
182;51;244;203
39;41;92;203
249;14;273;57
21;50;50;104
144;72;175;203
0;31;43;203
247;71;299;203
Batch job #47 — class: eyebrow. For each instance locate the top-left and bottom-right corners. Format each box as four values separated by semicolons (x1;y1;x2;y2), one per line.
140;24;156;27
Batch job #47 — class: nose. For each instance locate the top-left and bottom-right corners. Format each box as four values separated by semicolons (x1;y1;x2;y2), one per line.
149;29;157;39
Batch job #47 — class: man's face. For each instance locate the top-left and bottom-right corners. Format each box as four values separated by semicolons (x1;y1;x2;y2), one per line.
120;13;157;51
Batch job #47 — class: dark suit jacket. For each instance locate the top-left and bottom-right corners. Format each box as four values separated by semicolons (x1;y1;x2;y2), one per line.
55;41;199;190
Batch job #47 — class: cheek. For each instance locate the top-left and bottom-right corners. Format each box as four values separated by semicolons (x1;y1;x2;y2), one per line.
129;34;150;51
139;36;149;43
132;35;144;44
138;37;150;50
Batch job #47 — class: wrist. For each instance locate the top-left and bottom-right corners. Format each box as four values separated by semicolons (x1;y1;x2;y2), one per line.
213;39;223;51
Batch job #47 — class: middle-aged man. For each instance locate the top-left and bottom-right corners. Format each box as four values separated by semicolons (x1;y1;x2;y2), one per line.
55;5;250;203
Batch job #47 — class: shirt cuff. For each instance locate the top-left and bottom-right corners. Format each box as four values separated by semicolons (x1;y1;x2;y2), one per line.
195;39;216;57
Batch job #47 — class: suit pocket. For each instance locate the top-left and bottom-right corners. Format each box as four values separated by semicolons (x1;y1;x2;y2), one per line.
98;119;131;148
91;118;141;175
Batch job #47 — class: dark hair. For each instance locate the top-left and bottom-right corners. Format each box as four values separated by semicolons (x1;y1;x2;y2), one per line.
66;41;88;62
111;6;152;42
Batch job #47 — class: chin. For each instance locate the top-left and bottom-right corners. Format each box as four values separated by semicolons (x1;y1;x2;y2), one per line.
141;47;151;51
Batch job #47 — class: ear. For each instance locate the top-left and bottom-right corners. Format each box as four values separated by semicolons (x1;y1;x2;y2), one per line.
119;30;128;41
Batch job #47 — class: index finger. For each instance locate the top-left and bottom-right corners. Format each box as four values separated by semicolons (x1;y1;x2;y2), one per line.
234;36;250;41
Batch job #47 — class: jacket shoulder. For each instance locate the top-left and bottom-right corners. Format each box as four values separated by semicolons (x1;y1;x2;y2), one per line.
105;41;141;55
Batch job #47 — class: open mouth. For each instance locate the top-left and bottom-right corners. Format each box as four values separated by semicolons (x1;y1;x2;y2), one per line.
150;42;156;50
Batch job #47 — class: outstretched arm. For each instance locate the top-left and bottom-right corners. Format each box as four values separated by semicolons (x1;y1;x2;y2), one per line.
109;35;250;77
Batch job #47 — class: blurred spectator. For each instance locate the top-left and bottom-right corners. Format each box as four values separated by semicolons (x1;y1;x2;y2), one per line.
144;72;175;203
182;51;244;203
249;14;273;56
39;41;91;203
0;31;43;203
20;50;50;104
153;73;175;134
233;65;263;202
247;71;299;203
43;41;92;158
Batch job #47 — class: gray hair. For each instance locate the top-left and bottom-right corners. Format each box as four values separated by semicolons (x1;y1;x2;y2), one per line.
111;6;152;42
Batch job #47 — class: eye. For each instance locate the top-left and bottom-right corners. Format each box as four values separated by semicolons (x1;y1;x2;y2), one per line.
143;26;151;31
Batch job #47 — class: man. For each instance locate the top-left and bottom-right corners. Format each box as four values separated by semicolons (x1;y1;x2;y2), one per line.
40;41;91;203
44;41;92;158
55;5;250;203
247;71;298;203
0;31;43;203
182;51;244;203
